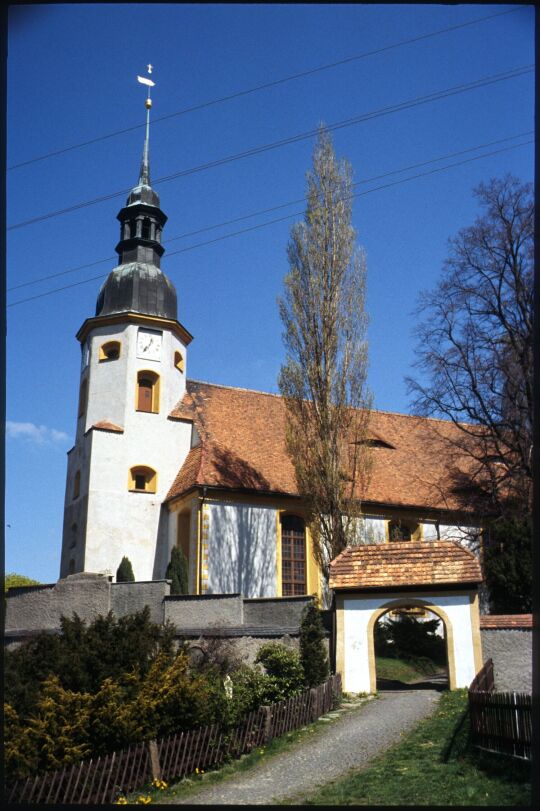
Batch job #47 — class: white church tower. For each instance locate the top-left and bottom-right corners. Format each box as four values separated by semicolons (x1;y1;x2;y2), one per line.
60;72;193;581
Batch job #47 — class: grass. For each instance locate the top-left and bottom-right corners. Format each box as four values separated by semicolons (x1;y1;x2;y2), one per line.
375;656;442;683
287;690;531;806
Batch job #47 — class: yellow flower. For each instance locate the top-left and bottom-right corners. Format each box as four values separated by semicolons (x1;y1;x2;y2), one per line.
115;798;128;805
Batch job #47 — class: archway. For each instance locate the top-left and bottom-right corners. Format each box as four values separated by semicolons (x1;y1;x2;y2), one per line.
371;600;450;691
330;541;483;694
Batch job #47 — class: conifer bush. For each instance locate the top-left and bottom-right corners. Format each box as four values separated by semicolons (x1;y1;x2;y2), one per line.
299;602;329;687
166;546;189;594
116;556;135;582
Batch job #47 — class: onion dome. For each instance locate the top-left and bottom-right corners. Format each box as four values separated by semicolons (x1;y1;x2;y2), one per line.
95;262;177;319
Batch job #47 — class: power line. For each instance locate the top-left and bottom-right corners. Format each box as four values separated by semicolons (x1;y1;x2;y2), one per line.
7;5;528;172
7;131;533;293
7;138;533;309
8;64;534;232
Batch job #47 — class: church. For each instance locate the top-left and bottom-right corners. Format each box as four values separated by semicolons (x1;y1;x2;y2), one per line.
60;90;483;602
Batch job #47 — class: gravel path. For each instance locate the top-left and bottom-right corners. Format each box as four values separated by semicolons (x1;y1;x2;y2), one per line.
164;690;441;805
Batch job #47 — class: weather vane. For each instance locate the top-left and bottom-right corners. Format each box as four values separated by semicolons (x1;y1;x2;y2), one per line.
137;64;155;109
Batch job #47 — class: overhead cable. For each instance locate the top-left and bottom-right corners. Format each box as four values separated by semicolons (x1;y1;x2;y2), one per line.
7;138;533;308
7;64;534;231
7;5;528;171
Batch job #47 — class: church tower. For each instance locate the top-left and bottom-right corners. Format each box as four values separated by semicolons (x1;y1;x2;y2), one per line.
60;72;193;581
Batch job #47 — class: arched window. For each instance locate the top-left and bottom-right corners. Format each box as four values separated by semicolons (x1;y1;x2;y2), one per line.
141;218;151;239
128;465;157;494
174;351;184;373
99;340;121;362
136;370;160;413
73;471;81;500
78;378;88;418
281;515;306;596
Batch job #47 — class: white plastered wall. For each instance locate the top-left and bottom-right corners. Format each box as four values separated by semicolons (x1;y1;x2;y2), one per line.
340;591;478;693
64;320;192;581
205;501;277;597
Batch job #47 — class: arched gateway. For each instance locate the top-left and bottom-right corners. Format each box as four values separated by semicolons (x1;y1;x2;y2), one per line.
330;540;483;693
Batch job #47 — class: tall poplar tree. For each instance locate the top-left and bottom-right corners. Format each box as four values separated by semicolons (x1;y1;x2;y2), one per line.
278;129;371;585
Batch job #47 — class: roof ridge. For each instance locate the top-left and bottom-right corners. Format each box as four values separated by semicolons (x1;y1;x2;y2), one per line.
185;379;475;427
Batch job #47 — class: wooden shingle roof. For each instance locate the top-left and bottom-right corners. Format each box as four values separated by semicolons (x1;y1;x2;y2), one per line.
328;540;482;590
479;614;532;629
166;380;481;512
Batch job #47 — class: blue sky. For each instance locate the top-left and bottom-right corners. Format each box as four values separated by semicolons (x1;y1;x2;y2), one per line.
6;4;534;582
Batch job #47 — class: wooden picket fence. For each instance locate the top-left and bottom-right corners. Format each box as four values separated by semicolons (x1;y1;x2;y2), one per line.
468;659;531;761
6;673;341;805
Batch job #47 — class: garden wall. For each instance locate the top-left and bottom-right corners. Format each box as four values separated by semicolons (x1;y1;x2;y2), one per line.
480;615;532;693
4;574;325;660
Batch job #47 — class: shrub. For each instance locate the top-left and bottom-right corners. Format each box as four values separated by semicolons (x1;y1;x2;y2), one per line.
116;556;135;582
299;602;329;687
165;547;189;595
254;642;305;702
5;573;41;592
4;607;176;717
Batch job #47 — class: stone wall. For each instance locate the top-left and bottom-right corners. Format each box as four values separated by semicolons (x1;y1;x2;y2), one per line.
111;580;171;624
243;596;311;627
481;628;532;693
4;573;111;633
4;577;324;660
164;594;244;629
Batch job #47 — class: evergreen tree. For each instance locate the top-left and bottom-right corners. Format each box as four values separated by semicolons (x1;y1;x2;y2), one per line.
166;546;188;595
299;602;329;687
483;516;532;613
116;556;135;582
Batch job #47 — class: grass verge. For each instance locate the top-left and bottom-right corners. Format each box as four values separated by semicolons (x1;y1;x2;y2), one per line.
375;656;442;682
287;689;530;806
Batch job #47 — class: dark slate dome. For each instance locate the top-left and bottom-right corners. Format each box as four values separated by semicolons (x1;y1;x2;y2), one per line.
96;262;177;320
125;182;161;209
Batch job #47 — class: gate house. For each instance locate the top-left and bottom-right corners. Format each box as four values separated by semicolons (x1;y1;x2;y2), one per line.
330;541;483;693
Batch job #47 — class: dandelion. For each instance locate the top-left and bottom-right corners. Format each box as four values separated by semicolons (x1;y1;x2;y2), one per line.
136;795;152;804
115;797;128;805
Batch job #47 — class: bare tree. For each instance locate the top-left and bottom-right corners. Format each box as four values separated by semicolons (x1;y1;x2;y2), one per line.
278;129;372;584
407;175;533;518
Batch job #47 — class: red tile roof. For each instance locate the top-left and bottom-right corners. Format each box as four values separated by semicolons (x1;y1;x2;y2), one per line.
166;380;481;512
329;541;482;589
480;614;532;629
89;421;124;434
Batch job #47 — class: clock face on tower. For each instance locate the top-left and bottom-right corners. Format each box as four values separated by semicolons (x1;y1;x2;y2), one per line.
137;328;162;361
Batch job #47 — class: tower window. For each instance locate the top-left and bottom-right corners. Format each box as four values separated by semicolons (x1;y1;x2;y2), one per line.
281;515;306;596
174;351;184;373
128;465;157;493
136;370;160;413
78;378;88;418
141;218;151;239
73;471;81;500
99;341;121;362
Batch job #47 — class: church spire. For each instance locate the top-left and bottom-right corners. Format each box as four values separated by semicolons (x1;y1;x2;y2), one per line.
137;65;154;186
95;67;177;321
